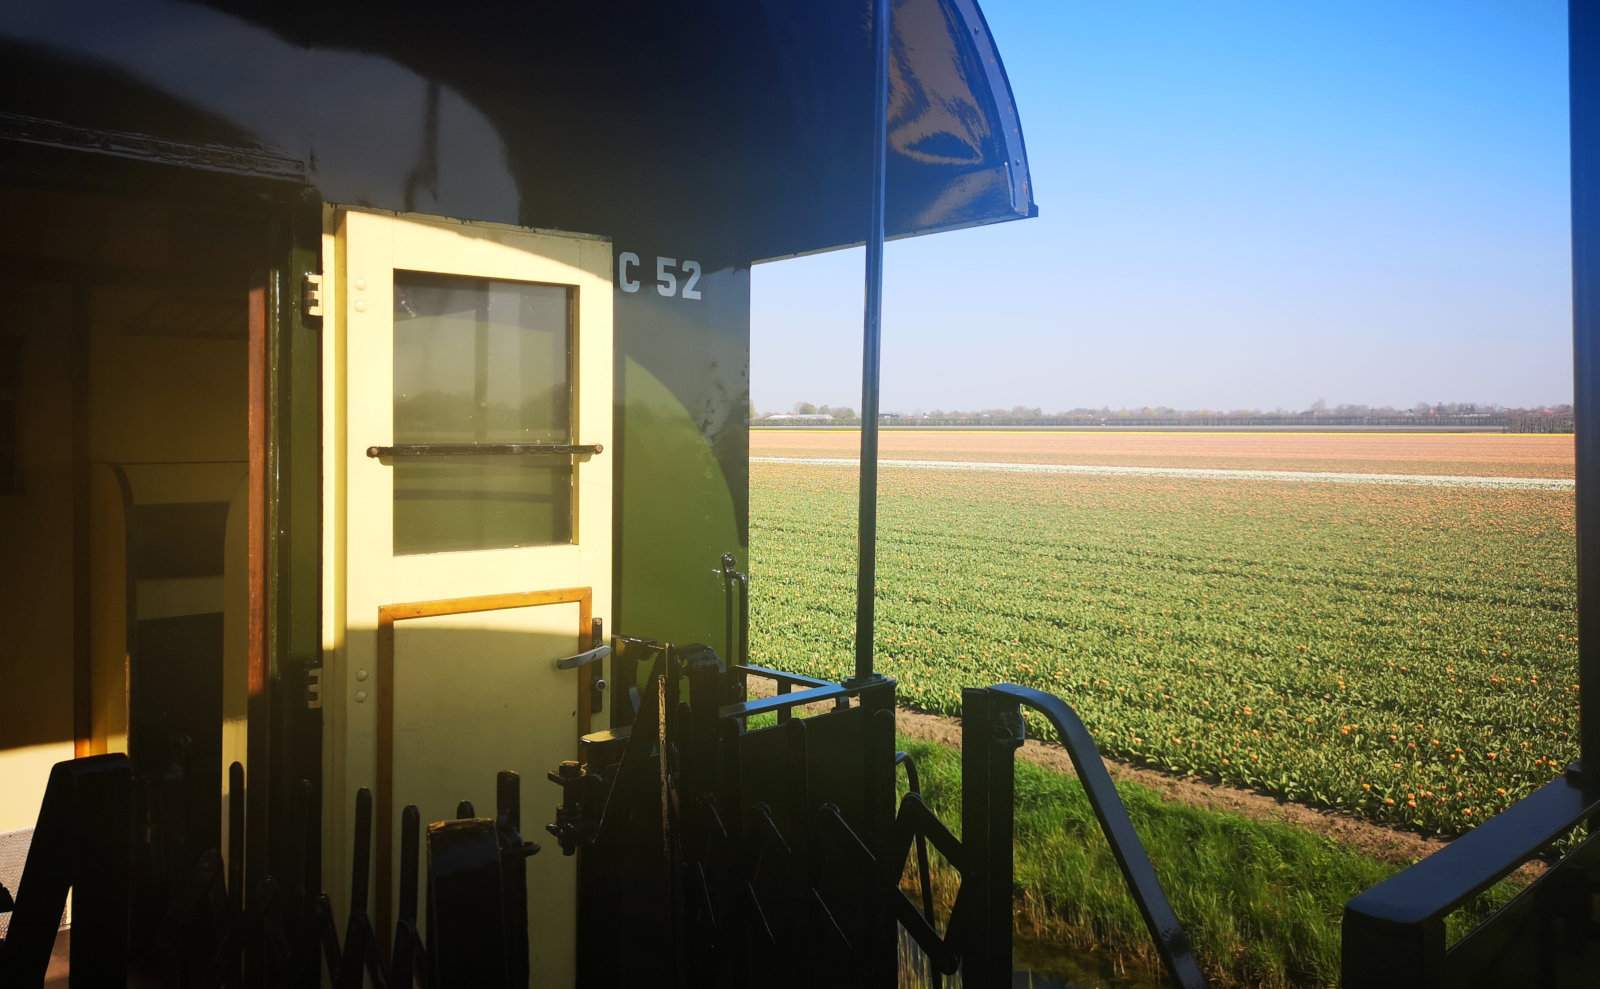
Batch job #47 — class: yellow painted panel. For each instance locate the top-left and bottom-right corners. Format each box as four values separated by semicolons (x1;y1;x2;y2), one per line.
322;212;350;875
0;743;75;835
393;603;582;983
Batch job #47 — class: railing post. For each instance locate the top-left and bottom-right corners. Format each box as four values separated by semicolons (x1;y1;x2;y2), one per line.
392;805;424;987
69;756;133;986
496;772;533;989
227;761;246;989
336;788;376;989
427;818;512;988
0;755;131;987
860;680;900;987
292;778;322;985
1340;910;1445;988
1573;0;1600;781
960;688;1024;986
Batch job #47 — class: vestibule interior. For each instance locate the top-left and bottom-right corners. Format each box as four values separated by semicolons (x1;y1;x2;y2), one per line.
0;179;261;890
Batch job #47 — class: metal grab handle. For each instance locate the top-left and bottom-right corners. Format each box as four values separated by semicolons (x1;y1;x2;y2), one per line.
554;644;610;671
365;442;603;459
720;553;750;671
987;683;1207;989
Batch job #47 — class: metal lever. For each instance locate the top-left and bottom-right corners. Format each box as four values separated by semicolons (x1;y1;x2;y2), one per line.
555;644;611;671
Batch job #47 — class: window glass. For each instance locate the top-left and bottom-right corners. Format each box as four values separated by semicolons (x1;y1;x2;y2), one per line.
392;271;572;554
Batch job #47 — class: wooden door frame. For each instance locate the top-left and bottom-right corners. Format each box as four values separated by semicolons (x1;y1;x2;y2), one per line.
372;586;592;934
244;268;270;885
261;190;326;894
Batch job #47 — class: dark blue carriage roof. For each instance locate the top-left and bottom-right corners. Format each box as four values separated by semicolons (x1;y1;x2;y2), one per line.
0;0;1035;262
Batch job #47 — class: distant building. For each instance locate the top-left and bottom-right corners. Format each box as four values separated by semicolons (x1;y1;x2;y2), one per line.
762;413;836;422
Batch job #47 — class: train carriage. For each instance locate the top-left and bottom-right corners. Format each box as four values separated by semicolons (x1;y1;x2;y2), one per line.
0;2;1597;987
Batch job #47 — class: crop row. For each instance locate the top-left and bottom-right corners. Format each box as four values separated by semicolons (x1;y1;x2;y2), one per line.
748;463;1578;835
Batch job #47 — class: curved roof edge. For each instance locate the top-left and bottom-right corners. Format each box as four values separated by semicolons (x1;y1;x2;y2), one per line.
949;0;1036;226
746;0;1038;262
0;0;1038;265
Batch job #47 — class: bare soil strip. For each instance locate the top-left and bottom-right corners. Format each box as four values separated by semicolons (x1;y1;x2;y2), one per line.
752;428;1574;478
752;455;1574;491
748;678;1465;869
891;705;1451;868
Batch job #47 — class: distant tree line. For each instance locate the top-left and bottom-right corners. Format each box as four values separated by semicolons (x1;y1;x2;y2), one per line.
753;400;1574;432
751;402;860;422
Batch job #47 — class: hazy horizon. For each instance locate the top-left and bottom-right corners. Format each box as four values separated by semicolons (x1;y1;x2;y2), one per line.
752;2;1572;415
752;399;1571;418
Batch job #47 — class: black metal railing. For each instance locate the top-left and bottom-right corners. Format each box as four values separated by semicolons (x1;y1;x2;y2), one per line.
0;755;131;987
1340;5;1600;983
894;750;936;958
3;672;1206;988
1341;764;1600;987
0;755;539;988
768;682;1208;988
677;647;1209;987
563;641;906;986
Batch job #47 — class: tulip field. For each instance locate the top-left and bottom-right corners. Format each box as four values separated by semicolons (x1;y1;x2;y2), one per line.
747;442;1577;837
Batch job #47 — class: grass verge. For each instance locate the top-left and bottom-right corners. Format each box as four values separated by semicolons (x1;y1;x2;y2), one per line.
895;737;1520;989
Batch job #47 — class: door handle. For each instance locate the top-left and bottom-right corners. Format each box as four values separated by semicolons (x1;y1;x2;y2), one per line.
556;617;609;716
554;644;610;671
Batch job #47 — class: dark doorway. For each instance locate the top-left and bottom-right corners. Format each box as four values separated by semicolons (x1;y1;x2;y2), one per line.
0;173;271;924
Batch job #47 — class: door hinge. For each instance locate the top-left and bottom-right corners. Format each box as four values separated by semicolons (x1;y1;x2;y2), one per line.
306;667;323;710
303;271;324;318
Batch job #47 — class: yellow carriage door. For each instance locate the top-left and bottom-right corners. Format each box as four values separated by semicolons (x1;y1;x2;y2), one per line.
335;208;611;986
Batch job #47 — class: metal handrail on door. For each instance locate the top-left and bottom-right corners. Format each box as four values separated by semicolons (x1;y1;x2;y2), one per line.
365;442;603;458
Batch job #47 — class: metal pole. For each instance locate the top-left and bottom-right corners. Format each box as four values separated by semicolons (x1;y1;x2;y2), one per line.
1574;0;1600;777
853;0;890;685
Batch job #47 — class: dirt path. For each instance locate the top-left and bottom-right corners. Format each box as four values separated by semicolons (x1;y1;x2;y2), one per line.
751;428;1575;479
891;706;1448;868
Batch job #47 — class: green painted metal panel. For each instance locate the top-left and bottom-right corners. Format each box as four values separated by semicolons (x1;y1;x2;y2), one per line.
612;258;750;673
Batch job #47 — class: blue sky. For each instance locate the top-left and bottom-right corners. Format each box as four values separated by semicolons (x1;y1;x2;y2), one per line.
751;1;1572;415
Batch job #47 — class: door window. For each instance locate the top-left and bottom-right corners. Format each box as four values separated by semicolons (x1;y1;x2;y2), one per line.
391;271;574;554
